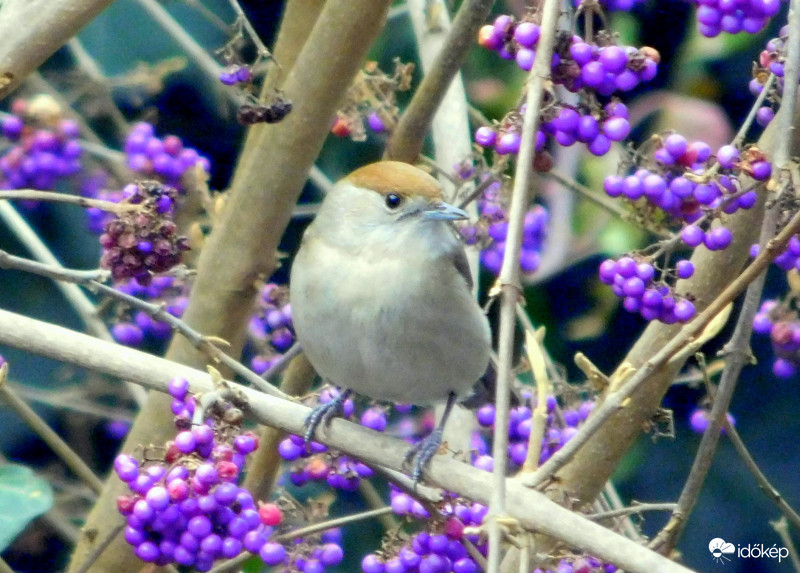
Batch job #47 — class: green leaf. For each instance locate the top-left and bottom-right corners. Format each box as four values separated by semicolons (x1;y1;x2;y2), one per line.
0;463;54;551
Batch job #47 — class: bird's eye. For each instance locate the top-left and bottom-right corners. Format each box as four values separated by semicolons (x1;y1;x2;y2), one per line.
385;193;403;209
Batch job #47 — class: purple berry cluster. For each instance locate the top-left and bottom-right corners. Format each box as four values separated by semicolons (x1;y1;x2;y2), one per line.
459;180;548;276
478;16;659;95
110;276;190;347
278;387;379;490
753;299;800;378
475;13;658;163
355;393;615;573
599;133;774;322
475;100;632;159
114;377;283;571
99;180;190;285
360;514;482;573
605;134;768;227
247;283;295;374
474;394;595;469
0;96;82;193
125;122;210;191
219;64;253;86
599;256;697;323
691;0;784;37
750;25;796;128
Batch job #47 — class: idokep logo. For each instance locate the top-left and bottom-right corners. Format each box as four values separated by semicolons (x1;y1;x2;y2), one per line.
708;538;735;564
708;537;789;565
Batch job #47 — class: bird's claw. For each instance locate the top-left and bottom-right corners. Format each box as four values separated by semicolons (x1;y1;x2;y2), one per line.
303;391;348;447
403;427;445;483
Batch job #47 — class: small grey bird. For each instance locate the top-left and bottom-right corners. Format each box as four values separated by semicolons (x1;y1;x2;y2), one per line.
290;161;491;480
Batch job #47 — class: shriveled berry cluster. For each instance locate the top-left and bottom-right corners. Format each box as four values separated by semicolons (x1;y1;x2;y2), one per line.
99;180;189;285
750;25;796;128
110;276;190;347
330;60;415;141
458;179;548;276
0;96;82;193
599;256;697;323
753;299;800;378
236;96;293;125
691;0;784;37
125;122;210;191
114;378;284;571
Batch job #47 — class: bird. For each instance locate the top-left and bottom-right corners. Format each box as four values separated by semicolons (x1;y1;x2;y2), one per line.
290;161;492;482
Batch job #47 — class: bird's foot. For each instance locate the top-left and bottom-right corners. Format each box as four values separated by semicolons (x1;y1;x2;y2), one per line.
403;426;445;483
303;389;350;448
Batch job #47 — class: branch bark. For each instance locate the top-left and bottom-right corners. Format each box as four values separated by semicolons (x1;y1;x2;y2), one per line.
0;0;115;100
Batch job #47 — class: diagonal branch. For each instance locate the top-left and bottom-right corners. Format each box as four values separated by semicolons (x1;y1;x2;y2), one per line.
0;307;696;573
384;0;495;162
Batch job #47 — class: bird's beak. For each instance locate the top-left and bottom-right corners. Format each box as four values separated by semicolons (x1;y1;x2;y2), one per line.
424;201;469;221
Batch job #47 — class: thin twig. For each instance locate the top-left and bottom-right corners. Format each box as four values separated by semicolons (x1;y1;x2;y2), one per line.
0;364;103;493
134;0;237;104
207;507;395;573
602;481;642;540
522;205;800;488
225;0;272;59
588;502;677;521
0;249;287;398
66;38;131;138
724;408;800;530
488;1;561;571
0;189;137;213
11;384;135;421
546;168;645;224
772;517;800;573
0;202;147;406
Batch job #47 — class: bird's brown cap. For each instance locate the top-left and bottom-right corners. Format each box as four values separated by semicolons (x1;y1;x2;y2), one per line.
344;161;442;200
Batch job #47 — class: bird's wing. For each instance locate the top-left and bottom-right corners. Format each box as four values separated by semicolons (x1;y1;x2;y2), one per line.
450;246;473;291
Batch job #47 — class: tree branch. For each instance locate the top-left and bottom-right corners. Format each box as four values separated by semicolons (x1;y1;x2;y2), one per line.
0;0;114;99
0;308;696;573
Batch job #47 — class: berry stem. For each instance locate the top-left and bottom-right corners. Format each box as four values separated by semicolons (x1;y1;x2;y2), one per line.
0;189;139;213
